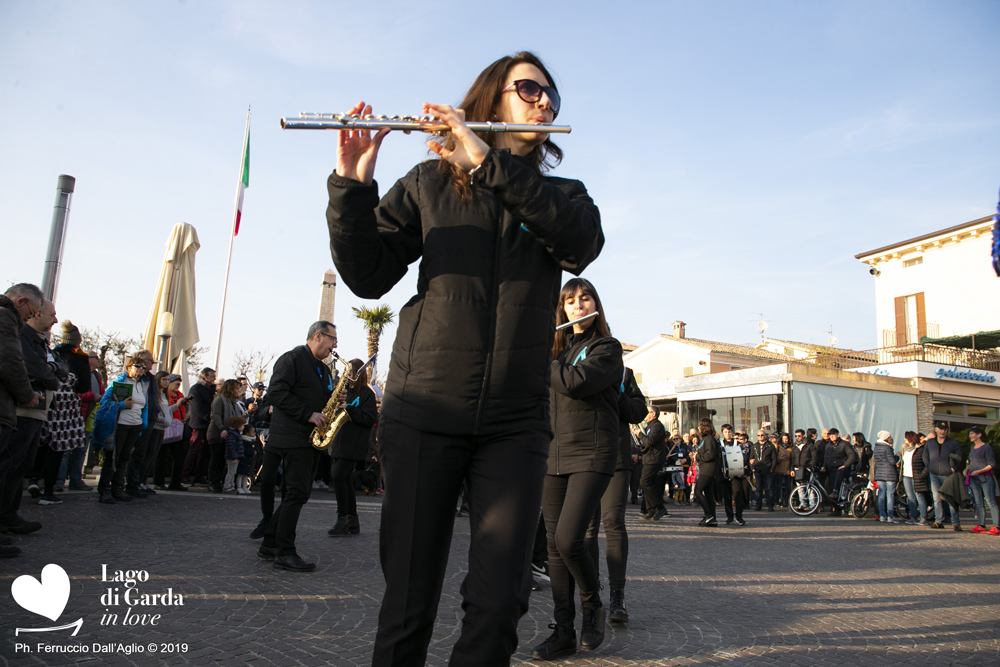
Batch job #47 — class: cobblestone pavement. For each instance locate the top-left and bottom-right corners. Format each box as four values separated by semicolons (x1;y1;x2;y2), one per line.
2;488;999;666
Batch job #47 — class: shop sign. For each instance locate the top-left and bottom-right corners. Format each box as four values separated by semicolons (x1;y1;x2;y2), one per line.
848;361;997;386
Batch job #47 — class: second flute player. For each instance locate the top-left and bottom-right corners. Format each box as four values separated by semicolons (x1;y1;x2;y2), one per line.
326;52;603;666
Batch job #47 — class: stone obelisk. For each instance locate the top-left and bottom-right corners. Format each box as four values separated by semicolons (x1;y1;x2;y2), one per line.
318;270;336;325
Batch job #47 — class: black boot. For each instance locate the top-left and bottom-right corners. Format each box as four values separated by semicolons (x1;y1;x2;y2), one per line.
609;585;628;623
249;518;266;540
347;515;360;534
580;604;606;651
327;515;351;536
531;623;576;660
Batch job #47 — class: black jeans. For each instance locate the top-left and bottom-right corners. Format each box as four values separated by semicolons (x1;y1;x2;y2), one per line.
37;444;62;496
639;460;664;513
630;459;642;502
0;418;43;522
102;423;143;493
331;457;359;516
694;474;716;520
262;446;318;556
154;425;190;487
256;447;283;525
543;471;612;629
372;416;547;667
126;427;155;491
726;477;748;520
584;468;630;587
135;428;165;487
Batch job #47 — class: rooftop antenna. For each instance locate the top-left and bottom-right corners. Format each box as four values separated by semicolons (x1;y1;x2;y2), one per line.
754;313;769;340
826;325;838;347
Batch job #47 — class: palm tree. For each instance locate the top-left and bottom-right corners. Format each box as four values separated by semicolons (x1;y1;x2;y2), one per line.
351;304;395;384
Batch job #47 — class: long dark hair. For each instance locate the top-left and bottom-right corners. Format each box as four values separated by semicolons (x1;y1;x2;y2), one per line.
552;278;612;359
698;417;716;438
348;358;368;390
437;51;563;197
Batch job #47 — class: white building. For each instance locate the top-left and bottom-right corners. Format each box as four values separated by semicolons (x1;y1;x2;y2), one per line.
855;214;999;347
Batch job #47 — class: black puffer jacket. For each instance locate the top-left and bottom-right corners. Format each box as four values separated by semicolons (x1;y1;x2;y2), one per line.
638;418;666;468
187;380;216;430
616;368;648;471
327;149;603;437
331;383;378;461
0;296;35;429
824;438;858;470
268;345;334;449
548;327;623;476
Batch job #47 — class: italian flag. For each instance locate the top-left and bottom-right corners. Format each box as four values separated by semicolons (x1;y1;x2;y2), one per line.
233;112;250;236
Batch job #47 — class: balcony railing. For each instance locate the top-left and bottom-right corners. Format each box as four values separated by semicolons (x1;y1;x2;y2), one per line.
803;343;1000;372
881;323;941;347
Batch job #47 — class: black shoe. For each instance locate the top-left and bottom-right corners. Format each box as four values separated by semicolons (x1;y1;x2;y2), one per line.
609;585;628;624
768;506;775;512
0;545;21;558
98;491;116;504
0;515;42;534
257;545;277;560
167;484;187;491
27;481;41;498
210;484;223;494
273;553;315;571
126;488;148;499
725;518;735;525
737;518;746;526
348;515;360;534
328;515;352;536
580;604;606;651
38;494;62;505
111;489;133;502
249;520;266;540
703;517;718;527
531;623;577;660
651;507;667;521
531;562;550;582
698;516;712;526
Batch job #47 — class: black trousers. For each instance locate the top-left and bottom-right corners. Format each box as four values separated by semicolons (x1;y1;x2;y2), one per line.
639;460;664;512
543;471;612;629
531;511;547;567
372;416;547;667
584;468;630;587
331;457;359;516
256;447;283;525
126;426;156;491
0;418;43;522
101;423;143;493
154;425;190;487
208;437;225;487
136;428;165;487
694;474;716;520
262;446;317;555
182;428;209;481
629;459;642;503
724;477;748;520
38;444;62;496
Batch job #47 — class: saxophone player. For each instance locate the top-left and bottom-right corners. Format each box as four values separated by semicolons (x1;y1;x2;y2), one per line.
256;320;343;571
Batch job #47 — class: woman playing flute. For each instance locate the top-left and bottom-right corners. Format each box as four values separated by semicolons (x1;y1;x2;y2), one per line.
326;52;604;666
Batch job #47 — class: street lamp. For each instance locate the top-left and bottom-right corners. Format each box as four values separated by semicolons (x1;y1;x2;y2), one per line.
157;312;174;373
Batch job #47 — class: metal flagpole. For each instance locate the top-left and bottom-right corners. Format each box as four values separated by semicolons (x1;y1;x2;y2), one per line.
215;107;251;371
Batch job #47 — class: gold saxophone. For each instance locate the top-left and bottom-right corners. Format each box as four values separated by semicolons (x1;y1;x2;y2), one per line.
310;352;354;451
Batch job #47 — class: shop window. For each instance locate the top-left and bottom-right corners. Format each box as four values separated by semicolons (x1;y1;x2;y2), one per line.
966;405;999;420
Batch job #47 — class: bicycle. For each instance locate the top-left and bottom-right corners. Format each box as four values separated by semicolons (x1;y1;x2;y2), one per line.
851;479;910;520
789;470;854;516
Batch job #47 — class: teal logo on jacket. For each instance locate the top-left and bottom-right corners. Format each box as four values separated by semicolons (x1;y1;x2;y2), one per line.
349;397;359;407
573;347;587;366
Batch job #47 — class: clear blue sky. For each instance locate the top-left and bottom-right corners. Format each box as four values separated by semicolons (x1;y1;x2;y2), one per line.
2;0;998;379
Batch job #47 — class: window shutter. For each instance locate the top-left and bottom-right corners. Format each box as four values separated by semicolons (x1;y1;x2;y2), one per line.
915;292;927;340
894;296;906;345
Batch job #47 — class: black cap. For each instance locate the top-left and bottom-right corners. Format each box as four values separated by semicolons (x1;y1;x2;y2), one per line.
253;382;265;389
934;420;949;430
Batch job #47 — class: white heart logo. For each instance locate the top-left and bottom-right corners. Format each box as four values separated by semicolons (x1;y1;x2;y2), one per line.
11;564;71;622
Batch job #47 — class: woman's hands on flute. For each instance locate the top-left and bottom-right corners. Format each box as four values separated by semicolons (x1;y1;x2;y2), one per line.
422;103;489;172
336;102;390;185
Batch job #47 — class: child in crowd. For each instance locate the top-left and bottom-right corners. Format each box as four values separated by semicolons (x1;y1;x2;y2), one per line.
223;416;246;493
236;424;257;495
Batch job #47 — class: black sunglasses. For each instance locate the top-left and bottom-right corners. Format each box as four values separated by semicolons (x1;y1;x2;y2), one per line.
503;79;560;116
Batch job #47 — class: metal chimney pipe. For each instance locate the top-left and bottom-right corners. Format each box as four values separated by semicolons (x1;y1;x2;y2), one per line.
41;174;76;304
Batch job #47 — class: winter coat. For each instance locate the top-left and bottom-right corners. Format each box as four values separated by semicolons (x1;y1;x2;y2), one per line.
870;443;899;482
0;295;35;429
750;440;775;474
638;419;666;468
695;434;719;479
910;444;930;493
790;441;820;471
237;436;255;476
15;323;64;421
327;148;603;438
186;380;216;430
923;436;963;476
773;443;792;475
331;382;378;461
268;345;334;449
40;372;86;453
92;373;151;449
616;368;648;471
224;429;243;460
548;326;623;476
823;438;858;470
853;443;873;473
208;394;240;443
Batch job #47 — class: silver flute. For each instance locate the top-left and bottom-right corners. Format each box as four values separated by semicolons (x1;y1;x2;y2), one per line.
556;311;599;331
281;113;571;134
